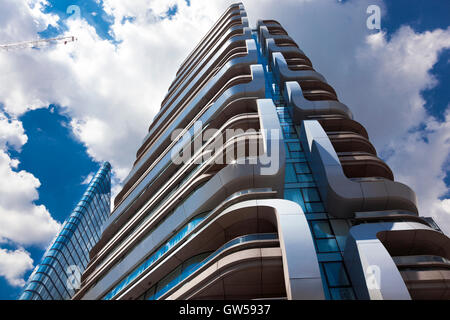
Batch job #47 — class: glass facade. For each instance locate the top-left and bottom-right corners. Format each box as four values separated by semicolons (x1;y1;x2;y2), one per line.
253;32;355;299
19;162;111;300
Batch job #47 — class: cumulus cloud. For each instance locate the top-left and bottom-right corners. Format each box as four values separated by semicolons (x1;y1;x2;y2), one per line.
1;0;227;175
0;0;59;44
0;248;34;287
0;0;449;291
0;112;60;285
0;111;61;248
0;150;61;246
0;112;27;150
387;110;450;233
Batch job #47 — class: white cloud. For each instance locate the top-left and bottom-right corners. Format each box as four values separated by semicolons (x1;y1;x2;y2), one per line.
0;112;27;151
0;150;61;247
387;110;450;234
0;248;34;287
0;110;61;249
0;115;60;285
0;0;59;44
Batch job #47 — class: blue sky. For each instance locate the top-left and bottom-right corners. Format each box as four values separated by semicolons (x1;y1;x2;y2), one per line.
0;0;449;300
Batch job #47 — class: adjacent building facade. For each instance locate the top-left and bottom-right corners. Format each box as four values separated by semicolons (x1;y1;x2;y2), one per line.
72;3;449;300
19;162;111;300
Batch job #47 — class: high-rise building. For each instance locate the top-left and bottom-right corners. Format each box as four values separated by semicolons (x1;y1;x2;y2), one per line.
19;162;111;300
73;3;450;300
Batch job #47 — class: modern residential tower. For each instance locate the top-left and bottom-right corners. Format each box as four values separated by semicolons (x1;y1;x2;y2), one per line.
19;162;111;300
73;3;450;300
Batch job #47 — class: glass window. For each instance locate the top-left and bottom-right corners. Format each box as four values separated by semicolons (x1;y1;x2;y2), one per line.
310;220;334;239
297;173;314;182
282;126;297;138
294;162;310;174
330;220;350;251
289;152;303;159
301;188;320;202
285;164;297;183
316;238;339;253
305;202;325;213
284;189;305;212
153;265;182;299
287;142;302;152
323;262;350;287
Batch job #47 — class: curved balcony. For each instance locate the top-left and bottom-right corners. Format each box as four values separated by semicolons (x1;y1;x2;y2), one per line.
393;255;450;268
148;234;281;300
266;25;288;36
117;62;264;212
258;19;282;27
86;186;277;299
161;18;251;115
271;52;327;91
174;14;247;85
295;79;338;101
263;38;306;67
284;56;314;72
328;133;376;155
118;99;262;219
168;248;285;300
300;120;417;218
74;99;286;300
100;98;266;261
256;20;291;50
92;198;322;300
102;188;276;300
318;117;369;139
161;24;250;116
344;221;450;299
135;38;259;172
111;64;265;221
384;232;450;300
353;210;432;226
284;81;352;122
258;26;297;53
175;3;246;78
89;114;262;271
338;152;394;181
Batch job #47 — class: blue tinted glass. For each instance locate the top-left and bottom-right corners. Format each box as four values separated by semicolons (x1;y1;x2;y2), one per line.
310;220;334;238
301;188;320;202
289;151;303;159
316;238;339;253
285;164;297;183
297;174;314;182
287;142;302;152
284;189;305;212
305;202;325;213
323;262;350;287
294;162;310;174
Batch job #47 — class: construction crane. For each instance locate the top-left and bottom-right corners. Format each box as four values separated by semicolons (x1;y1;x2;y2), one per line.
0;36;77;51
